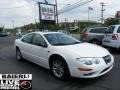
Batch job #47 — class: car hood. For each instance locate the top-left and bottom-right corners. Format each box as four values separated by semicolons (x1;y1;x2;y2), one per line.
55;43;109;57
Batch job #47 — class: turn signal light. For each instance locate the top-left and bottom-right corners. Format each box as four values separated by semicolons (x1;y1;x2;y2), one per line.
78;68;92;71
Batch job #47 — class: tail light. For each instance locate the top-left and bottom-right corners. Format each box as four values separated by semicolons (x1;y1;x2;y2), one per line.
112;34;118;40
82;33;88;38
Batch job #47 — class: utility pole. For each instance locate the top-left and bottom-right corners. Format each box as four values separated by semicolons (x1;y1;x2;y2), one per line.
65;18;67;31
100;2;106;24
12;20;15;29
55;0;58;30
38;2;42;31
12;20;15;35
35;19;37;31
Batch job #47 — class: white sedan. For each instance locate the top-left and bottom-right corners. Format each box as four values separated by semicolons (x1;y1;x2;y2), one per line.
15;32;114;80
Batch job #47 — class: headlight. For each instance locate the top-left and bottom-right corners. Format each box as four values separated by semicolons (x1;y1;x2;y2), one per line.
92;58;100;64
77;58;100;65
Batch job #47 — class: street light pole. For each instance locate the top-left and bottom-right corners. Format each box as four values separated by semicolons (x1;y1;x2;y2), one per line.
100;2;106;24
88;7;93;27
88;8;90;26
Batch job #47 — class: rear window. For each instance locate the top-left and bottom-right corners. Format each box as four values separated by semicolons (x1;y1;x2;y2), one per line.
117;26;120;33
89;28;107;33
107;26;115;34
81;29;87;33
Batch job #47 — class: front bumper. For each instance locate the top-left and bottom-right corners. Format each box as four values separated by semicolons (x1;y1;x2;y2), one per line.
69;55;114;78
79;64;113;78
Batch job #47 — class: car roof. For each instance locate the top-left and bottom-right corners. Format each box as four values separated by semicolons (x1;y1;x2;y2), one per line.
84;27;107;30
89;27;107;29
32;31;61;35
111;24;120;27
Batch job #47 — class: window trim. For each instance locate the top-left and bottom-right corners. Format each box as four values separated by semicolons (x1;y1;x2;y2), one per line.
107;26;115;34
117;26;120;33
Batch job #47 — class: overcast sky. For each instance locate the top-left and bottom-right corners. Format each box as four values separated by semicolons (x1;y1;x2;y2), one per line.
0;0;119;28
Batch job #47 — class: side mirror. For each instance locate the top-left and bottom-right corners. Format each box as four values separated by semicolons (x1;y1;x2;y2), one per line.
42;42;48;48
38;42;48;48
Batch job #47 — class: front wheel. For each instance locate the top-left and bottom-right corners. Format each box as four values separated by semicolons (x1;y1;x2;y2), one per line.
50;57;70;80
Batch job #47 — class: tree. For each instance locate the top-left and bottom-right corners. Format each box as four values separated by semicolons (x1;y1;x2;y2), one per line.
0;27;3;32
104;17;119;26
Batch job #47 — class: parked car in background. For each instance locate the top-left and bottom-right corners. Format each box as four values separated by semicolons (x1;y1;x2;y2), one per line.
15;32;114;80
80;27;107;45
16;32;28;39
102;25;120;49
0;32;8;37
57;30;70;35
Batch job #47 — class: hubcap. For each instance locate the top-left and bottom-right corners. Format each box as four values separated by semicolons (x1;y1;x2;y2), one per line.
52;60;64;78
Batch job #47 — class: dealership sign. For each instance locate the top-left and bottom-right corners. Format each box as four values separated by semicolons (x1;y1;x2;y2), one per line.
41;4;55;21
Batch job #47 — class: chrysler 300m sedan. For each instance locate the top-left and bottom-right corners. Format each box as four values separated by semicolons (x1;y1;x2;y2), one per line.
15;32;114;80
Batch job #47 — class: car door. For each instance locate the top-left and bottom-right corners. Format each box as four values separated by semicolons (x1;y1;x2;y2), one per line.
20;33;35;60
103;26;115;42
89;28;106;41
31;33;50;68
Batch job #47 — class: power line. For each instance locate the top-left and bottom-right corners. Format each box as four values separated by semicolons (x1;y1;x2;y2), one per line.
58;0;93;15
58;0;85;11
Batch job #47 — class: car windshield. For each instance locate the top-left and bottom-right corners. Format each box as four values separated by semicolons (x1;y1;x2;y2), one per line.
44;33;81;46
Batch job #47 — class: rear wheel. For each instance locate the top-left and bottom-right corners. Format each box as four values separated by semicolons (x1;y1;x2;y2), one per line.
16;48;23;61
50;56;70;80
90;40;100;45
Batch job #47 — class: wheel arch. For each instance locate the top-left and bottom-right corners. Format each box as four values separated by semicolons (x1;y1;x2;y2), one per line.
49;54;67;66
49;54;71;78
16;46;19;50
49;54;70;71
89;38;101;44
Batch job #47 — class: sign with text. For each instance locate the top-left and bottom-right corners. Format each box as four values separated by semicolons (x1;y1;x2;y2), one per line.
41;4;55;21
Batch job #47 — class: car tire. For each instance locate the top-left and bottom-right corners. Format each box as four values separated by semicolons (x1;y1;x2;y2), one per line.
16;48;23;61
90;40;100;45
50;56;70;80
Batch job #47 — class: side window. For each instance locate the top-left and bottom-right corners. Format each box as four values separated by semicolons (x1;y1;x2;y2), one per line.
90;28;107;33
98;28;107;33
81;29;87;33
117;26;120;33
22;33;34;44
90;29;98;33
32;34;46;46
107;26;115;34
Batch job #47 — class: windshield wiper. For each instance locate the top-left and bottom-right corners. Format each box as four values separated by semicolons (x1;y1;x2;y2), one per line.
53;43;67;46
75;42;81;44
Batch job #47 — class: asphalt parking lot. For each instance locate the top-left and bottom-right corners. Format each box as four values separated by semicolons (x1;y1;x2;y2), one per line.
0;36;120;90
